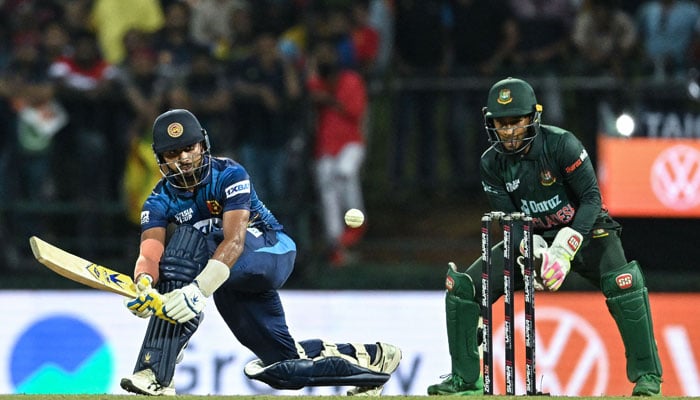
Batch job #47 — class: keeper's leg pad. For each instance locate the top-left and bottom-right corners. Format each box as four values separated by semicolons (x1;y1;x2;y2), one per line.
133;225;209;385
601;261;662;382
444;266;481;383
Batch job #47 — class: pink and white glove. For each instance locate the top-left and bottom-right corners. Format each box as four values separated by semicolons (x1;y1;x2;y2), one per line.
518;234;548;291
540;227;583;291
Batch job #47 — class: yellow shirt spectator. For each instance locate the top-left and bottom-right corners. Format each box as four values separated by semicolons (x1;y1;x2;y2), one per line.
90;0;165;64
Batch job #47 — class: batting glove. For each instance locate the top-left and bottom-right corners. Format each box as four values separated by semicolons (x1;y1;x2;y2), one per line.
159;259;230;324
162;283;206;324
125;275;167;319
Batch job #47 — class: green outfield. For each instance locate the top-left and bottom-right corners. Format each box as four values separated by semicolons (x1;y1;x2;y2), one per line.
0;396;695;400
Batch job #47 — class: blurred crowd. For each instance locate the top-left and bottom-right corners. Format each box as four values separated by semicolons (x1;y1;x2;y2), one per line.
0;0;699;267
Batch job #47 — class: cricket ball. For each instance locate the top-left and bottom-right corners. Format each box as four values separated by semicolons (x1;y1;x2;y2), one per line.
344;208;365;228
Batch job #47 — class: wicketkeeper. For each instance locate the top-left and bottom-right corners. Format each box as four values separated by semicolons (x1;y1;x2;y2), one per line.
120;109;401;395
428;77;663;396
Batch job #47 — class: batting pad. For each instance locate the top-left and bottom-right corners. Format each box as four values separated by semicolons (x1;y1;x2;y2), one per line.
244;357;390;390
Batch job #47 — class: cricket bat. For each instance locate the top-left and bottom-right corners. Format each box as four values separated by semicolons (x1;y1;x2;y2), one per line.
29;236;137;297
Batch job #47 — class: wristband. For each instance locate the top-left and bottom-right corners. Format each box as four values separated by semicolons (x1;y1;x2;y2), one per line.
194;259;231;297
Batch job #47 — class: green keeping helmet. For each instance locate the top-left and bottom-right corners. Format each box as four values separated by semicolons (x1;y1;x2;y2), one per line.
482;77;543;154
484;77;538;119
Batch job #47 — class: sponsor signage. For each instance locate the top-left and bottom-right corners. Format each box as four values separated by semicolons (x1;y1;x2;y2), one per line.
0;291;697;396
598;135;700;217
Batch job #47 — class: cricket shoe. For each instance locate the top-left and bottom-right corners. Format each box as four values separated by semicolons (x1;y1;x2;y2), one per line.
427;374;483;395
632;374;662;396
120;369;175;396
347;342;402;396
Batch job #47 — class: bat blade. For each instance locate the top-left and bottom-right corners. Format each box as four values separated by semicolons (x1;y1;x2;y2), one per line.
29;236;136;297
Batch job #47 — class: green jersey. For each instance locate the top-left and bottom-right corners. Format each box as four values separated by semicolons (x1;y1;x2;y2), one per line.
480;125;608;237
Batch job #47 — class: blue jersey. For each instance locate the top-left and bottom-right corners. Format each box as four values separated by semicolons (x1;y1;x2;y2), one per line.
139;157;283;235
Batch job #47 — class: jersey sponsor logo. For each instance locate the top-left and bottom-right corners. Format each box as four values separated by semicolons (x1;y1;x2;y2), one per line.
565;149;589;174
540;170;556;186
167;122;183;138
530;204;576;229
140;211;150;225
225;180;251;198
520;195;562;214
206;200;222;215
497;88;513;104
650;144;700;210
615;273;633;289
505;179;520;192
174;208;194;223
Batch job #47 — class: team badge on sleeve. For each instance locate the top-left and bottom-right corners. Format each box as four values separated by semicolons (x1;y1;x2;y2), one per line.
225;180;251;198
141;211;150;225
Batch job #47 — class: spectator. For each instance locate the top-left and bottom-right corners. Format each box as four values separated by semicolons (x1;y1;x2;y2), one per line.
41;21;71;63
47;29;120;257
571;0;638;78
445;0;518;193
316;7;357;70
506;0;577;125
350;0;380;78
366;0;394;77
228;32;302;206
152;2;207;81
48;29;120;200
189;0;241;53
636;0;700;81
390;0;449;195
165;48;231;153
307;40;368;267
88;0;165;64
225;2;257;64
115;45;169;224
2;37;64;210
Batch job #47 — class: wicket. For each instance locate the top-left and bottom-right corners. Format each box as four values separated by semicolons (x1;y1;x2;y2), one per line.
480;211;538;395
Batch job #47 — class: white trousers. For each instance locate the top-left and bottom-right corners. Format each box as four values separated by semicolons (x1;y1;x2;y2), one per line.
313;143;366;245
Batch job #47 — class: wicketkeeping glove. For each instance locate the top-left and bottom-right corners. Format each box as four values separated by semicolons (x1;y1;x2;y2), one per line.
539;227;583;291
517;234;548;291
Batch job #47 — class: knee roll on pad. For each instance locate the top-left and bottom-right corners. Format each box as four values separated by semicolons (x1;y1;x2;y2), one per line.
602;261;662;382
601;260;645;298
160;225;210;282
445;265;475;301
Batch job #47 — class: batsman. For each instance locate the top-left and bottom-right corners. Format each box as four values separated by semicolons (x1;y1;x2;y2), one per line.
120;109;401;395
428;77;663;396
